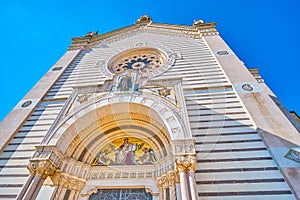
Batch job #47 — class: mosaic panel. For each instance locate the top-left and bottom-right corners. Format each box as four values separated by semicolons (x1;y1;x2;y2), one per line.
92;138;156;166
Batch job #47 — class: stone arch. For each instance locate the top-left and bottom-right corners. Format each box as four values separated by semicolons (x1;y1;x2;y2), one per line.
65;103;171;165
45;92;190;157
22;92;196;200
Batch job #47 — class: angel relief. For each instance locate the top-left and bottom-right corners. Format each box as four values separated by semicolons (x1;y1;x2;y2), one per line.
92;138;157;166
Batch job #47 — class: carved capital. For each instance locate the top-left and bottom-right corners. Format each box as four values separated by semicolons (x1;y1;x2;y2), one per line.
27;160;57;179
167;170;176;187
175;155;197;173
156;176;164;188
53;173;87;191
161;174;169;188
157;170;177;188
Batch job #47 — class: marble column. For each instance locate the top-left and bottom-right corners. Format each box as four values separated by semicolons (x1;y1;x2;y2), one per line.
187;157;197;200
175;171;182;200
52;173;86;200
188;171;197;200
16;175;34;200
162;173;169;200
175;155;197;200
167;170;177;200
177;167;189;200
156;176;164;200
23;175;44;200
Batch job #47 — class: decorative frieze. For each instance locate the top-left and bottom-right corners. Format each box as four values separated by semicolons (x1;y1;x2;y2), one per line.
90;165;156;180
172;139;196;155
52;173;87;191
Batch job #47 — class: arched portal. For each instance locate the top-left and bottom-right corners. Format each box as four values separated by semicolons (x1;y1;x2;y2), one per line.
20;91;197;200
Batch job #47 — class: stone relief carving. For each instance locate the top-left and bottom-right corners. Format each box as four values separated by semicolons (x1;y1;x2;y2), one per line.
158;87;171;97
77;94;91;104
52;173;87;191
27;160;57;178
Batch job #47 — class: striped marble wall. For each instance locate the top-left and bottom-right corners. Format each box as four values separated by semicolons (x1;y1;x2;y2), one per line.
0;32;295;199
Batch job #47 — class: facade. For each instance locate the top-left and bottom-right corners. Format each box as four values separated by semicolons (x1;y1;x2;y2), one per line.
0;15;299;200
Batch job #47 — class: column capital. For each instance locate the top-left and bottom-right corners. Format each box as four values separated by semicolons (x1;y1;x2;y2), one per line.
167;170;176;187
156;176;164;188
157;173;172;188
27;160;57;179
161;174;169;189
175;154;197;173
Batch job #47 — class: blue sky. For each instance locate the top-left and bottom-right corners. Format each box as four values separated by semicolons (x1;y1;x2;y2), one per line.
0;0;299;121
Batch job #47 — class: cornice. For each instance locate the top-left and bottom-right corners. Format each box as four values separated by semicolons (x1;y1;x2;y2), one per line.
68;16;218;50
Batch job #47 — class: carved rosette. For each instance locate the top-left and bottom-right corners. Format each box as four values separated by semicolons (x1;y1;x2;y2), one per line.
53;173;87;191
27;160;57;179
175;155;197;173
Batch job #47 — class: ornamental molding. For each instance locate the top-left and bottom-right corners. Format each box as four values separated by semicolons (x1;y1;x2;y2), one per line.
52;172;87;191
68;17;218;50
31;146;64;168
59;92;184;140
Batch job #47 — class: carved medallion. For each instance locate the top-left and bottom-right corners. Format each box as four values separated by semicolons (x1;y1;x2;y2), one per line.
22;100;32;108
242;83;254;91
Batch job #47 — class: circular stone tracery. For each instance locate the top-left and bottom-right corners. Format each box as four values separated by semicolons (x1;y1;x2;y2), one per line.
108;47;167;75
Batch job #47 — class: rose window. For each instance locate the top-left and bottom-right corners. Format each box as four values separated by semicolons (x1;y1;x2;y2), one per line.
108;47;167;76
